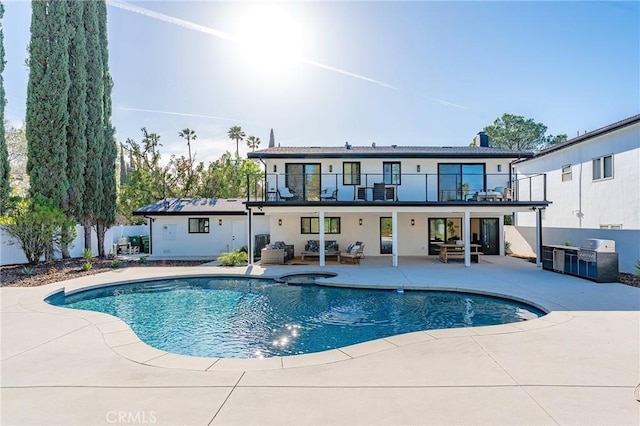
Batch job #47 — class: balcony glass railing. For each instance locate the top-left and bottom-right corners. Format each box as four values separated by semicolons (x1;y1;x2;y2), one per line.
245;173;547;203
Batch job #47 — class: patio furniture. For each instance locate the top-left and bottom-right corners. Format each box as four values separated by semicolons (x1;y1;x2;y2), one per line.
278;187;295;201
340;243;365;264
301;240;340;261
320;187;337;201
439;243;483;263
261;241;294;264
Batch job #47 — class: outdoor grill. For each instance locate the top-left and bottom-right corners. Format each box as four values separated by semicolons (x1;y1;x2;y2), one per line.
542;239;619;283
576;239;618;282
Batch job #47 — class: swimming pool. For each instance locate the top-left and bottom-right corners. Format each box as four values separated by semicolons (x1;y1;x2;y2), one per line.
47;277;545;358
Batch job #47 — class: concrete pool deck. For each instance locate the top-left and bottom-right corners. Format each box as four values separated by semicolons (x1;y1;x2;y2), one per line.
1;256;639;425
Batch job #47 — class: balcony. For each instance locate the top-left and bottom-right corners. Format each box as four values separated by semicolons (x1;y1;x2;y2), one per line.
245;172;547;204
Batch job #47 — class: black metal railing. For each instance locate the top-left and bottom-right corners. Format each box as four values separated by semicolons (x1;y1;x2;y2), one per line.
245;172;547;203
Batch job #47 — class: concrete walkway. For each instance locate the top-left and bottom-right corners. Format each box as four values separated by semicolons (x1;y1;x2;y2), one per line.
1;256;639;425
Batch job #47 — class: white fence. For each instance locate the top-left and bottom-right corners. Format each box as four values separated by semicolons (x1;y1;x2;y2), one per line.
0;224;149;266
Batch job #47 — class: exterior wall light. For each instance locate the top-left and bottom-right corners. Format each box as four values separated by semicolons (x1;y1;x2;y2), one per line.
497;164;502;172
329;165;333;173
278;218;282;226
273;165;277;173
416;165;421;173
358;218;363;226
411;218;415;226
218;219;223;226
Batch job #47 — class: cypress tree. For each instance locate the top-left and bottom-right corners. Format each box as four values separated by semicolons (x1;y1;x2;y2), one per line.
65;0;88;223
26;0;71;209
95;0;116;257
81;0;104;249
0;1;10;210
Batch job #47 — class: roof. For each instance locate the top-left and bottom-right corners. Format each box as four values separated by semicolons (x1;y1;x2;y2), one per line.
247;145;533;159
526;114;640;160
133;198;248;216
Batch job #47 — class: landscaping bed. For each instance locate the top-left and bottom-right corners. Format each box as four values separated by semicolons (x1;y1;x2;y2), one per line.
0;258;211;287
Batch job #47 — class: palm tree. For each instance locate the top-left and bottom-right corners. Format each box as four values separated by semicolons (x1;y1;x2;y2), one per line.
246;136;261;152
227;126;245;158
178;128;197;165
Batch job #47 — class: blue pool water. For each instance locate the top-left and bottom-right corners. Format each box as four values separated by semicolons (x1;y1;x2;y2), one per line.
47;277;545;358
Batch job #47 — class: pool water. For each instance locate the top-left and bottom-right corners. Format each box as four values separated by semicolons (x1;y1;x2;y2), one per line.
47;277;544;358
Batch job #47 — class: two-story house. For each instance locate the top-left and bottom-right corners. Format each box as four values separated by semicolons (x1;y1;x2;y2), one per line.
246;137;549;267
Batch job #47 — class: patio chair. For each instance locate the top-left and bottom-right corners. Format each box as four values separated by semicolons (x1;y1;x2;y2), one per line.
340;243;365;264
320;187;337;201
278;187;295;201
373;183;386;201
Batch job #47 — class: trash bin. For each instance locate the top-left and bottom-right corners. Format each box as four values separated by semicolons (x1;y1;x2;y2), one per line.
140;235;150;253
128;236;141;251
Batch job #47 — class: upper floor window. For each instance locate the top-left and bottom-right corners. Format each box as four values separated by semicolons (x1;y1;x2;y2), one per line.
301;217;341;234
343;162;361;185
383;162;401;185
561;165;572;182
593;155;613;181
188;218;209;233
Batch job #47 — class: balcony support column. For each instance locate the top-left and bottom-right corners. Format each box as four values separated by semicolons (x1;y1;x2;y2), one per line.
248;208;254;266
464;211;471;267
499;213;505;257
319;211;325;267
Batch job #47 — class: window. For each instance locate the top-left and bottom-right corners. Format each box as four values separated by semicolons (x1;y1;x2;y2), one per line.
561;165;572;182
383;162;401;185
188;218;209;233
438;163;485;201
343;162;361;185
593;155;613;181
300;217;341;234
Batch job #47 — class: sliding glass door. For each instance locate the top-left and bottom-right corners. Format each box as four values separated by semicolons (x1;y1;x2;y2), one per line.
285;164;321;201
438;164;485;201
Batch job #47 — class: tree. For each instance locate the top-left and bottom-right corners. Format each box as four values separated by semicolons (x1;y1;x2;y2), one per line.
0;1;9;211
0;195;75;265
227;126;245;158
482;113;567;151
26;0;71;210
268;128;275;148
81;0;105;251
246;135;261;152
94;0;116;258
64;0;88;224
178;128;197;165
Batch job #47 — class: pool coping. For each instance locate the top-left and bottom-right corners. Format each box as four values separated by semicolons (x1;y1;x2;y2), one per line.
29;271;571;372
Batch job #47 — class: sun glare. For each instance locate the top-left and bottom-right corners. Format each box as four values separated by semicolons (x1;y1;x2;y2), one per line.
233;6;306;73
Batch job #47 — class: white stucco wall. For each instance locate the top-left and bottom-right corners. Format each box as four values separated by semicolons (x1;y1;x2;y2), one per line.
1;225;115;266
148;215;269;259
514;123;640;230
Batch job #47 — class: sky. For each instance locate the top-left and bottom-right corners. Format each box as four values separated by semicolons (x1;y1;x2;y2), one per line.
3;1;639;164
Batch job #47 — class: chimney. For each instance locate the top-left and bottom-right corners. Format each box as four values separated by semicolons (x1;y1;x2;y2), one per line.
473;131;489;147
372;142;376;148
345;141;351;150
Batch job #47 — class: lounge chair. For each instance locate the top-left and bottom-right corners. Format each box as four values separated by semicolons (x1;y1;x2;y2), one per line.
320;187;337;201
340;243;365;264
278;187;295;201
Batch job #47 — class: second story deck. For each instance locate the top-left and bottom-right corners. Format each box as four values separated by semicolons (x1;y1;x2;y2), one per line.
245;172;547;206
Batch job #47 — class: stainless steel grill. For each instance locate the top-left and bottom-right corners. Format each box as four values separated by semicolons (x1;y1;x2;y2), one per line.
578;239;615;262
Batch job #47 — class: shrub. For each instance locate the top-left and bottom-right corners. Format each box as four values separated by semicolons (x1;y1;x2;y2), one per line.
111;260;121;268
83;248;93;260
504;240;512;254
217;250;248;266
138;256;147;264
21;266;34;276
0;195;75;265
82;262;92;271
635;258;640;277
